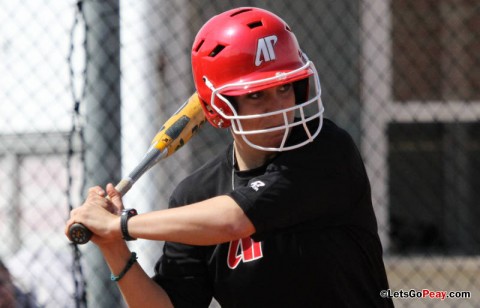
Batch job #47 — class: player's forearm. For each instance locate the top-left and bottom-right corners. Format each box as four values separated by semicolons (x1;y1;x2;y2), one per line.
99;243;173;308
127;195;255;245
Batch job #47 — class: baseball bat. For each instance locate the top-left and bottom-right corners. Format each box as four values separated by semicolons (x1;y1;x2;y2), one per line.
69;92;205;244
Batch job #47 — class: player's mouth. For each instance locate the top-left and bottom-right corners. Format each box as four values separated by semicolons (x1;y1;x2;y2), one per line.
264;123;287;131
263;125;291;141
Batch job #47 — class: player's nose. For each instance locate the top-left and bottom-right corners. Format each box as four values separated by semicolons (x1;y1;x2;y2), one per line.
263;92;288;113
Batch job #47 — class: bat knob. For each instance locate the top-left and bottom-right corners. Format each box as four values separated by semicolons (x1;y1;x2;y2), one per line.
69;223;93;244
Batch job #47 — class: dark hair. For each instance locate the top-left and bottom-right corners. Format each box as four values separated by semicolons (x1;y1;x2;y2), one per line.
293;78;309;103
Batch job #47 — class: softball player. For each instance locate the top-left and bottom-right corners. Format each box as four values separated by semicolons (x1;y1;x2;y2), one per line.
66;7;393;307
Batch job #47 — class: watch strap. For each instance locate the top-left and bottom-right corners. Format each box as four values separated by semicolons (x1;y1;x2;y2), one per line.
121;208;138;241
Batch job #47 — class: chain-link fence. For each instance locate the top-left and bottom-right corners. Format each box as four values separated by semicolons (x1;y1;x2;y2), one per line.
0;0;478;307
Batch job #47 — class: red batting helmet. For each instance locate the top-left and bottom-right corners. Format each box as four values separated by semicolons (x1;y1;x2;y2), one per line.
191;7;323;151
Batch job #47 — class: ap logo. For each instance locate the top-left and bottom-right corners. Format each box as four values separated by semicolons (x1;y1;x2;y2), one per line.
249;180;265;191
255;35;278;66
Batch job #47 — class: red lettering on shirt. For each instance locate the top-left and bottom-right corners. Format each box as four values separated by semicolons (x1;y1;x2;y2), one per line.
227;237;263;269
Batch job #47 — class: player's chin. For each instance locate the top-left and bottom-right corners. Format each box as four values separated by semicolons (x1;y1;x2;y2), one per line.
252;129;290;149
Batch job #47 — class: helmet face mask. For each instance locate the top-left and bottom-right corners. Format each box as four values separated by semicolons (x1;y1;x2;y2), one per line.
192;7;324;151
206;61;324;151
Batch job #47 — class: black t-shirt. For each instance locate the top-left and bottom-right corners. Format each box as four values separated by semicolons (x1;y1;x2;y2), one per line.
152;119;393;308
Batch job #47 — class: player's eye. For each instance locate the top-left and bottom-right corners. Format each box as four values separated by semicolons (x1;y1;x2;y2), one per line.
278;83;292;93
246;91;262;100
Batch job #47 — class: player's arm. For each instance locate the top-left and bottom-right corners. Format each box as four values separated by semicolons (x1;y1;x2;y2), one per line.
79;186;174;307
98;242;173;308
128;195;255;245
66;184;256;246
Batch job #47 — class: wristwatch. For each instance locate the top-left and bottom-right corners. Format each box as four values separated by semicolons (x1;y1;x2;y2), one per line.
121;208;138;241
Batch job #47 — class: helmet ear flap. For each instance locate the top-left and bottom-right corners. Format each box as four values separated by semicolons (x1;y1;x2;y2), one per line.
293;78;309;104
198;97;232;128
199;99;221;128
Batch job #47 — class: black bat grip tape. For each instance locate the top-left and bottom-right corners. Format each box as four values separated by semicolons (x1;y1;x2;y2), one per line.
69;223;93;244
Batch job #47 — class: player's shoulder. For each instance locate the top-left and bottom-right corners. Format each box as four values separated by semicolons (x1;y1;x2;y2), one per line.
312;118;367;173
312;118;358;151
318;118;353;141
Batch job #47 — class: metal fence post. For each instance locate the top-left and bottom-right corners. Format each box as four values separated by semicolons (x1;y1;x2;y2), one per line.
82;0;122;306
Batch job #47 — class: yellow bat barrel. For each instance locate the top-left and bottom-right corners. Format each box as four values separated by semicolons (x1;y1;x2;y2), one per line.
150;92;206;157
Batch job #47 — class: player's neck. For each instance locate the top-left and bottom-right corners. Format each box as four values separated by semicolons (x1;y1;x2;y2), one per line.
233;141;276;171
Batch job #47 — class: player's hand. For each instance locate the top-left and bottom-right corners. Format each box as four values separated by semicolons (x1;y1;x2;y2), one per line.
65;184;123;244
104;183;124;215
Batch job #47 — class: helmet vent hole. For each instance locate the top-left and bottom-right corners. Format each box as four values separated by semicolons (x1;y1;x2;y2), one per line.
230;8;252;17
209;45;225;57
285;25;292;32
248;21;263;29
194;40;205;52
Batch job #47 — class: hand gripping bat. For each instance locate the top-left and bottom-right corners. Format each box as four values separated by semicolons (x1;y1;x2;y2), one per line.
68;92;205;244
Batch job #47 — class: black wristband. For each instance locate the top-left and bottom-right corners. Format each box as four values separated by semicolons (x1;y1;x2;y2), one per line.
121;208;138;241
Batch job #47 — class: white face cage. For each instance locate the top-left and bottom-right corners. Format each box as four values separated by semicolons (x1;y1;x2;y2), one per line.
204;61;324;152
